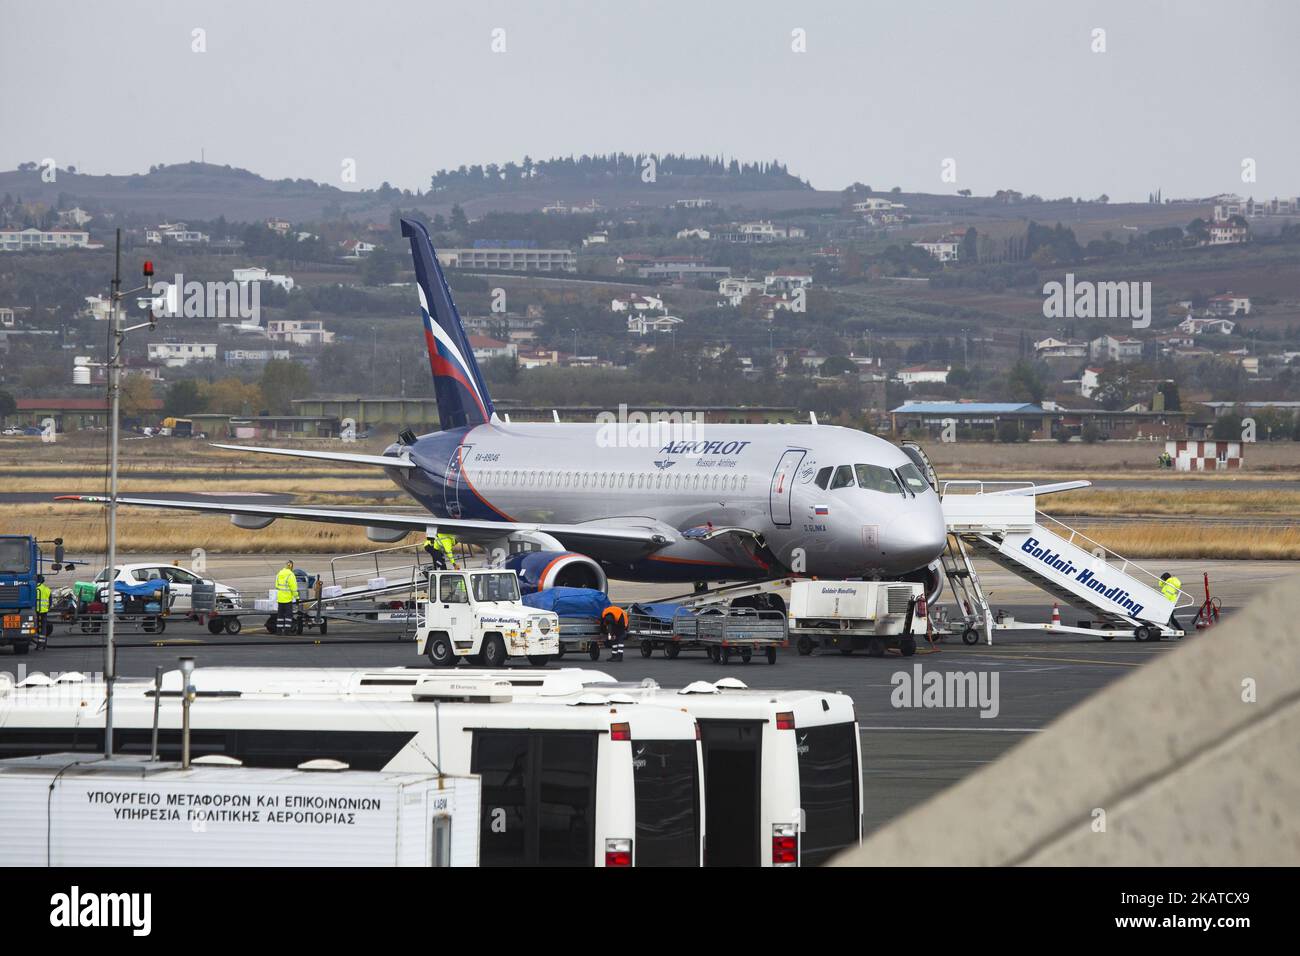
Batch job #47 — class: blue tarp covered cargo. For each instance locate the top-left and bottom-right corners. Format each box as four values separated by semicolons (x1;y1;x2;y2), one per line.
522;587;609;619
628;601;694;623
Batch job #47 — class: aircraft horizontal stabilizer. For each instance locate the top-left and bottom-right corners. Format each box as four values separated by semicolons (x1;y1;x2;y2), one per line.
210;443;417;468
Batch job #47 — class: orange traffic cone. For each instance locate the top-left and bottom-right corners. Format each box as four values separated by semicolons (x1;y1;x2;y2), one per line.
1051;602;1061;627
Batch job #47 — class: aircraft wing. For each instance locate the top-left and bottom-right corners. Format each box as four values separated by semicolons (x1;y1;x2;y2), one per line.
210;444;417;469
54;495;670;556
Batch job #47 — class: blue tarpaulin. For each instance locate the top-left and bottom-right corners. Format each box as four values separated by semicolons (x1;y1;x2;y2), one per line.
628;601;694;624
522;587;609;619
112;578;169;596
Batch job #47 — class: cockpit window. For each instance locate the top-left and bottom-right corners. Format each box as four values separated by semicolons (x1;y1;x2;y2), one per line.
897;462;932;495
854;463;905;494
829;465;856;490
814;466;832;490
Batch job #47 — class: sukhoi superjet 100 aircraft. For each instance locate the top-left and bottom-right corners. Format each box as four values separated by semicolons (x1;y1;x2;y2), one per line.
61;218;1036;599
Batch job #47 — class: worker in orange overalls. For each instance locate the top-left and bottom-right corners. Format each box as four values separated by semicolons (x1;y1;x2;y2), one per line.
601;604;628;662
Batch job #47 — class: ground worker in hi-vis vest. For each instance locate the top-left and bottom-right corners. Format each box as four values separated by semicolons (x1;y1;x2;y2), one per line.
275;560;299;634
425;533;457;571
1160;571;1183;634
35;574;51;648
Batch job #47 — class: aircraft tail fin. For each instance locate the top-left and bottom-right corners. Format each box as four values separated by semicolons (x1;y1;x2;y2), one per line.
400;217;495;430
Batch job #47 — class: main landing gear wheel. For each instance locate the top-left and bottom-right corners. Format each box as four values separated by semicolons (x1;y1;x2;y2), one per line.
961;628;979;646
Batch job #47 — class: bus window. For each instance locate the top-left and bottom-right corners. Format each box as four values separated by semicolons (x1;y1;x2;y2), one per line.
472;731;530;866
796;722;860;866
471;730;598;867
698;720;763;867
537;733;598;867
632;739;701;867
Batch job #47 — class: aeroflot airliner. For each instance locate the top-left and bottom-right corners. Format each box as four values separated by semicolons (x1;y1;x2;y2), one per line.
64;218;960;596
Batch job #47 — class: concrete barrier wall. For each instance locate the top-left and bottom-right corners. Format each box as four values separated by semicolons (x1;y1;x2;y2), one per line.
833;573;1300;866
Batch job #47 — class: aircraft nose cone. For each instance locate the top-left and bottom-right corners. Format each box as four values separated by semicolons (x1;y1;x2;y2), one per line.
879;501;947;572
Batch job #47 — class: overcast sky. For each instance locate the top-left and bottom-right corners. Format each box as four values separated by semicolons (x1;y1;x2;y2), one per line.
2;0;1296;201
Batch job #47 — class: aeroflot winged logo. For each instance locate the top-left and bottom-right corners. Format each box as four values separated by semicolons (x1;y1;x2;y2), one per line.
1020;536;1145;617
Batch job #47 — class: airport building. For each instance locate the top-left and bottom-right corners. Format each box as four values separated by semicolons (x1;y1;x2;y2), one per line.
12;396;162;431
290;398;802;431
891;402;1188;441
436;246;576;273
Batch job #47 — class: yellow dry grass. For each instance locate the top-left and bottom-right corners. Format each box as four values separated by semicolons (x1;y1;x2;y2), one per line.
1040;489;1300;517
0;476;395;494
0;504;408;554
1073;524;1300;560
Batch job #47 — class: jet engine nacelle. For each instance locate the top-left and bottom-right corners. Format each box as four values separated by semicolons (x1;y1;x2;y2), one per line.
504;550;608;596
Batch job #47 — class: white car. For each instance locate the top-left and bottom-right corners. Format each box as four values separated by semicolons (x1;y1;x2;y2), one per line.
94;564;241;611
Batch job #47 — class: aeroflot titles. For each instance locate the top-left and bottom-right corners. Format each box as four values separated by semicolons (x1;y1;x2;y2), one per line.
658;440;753;456
1020;536;1145;617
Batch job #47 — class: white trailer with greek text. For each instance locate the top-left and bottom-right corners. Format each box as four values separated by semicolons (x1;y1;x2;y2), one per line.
0;753;478;866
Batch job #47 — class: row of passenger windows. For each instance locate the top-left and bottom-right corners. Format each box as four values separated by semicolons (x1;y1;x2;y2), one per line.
813;462;931;495
473;468;750;494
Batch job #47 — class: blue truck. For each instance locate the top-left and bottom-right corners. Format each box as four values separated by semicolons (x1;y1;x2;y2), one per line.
0;535;68;655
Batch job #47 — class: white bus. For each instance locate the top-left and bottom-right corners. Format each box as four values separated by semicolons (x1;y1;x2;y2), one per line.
133;667;862;866
0;669;704;867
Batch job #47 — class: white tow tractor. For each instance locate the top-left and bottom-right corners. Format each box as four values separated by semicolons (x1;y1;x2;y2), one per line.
788;579;927;658
415;568;559;668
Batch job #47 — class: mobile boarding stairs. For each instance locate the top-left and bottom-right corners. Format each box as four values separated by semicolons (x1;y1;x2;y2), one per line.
938;481;1197;645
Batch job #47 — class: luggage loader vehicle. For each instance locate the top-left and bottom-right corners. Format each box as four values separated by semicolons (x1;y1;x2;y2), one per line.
414;568;559;667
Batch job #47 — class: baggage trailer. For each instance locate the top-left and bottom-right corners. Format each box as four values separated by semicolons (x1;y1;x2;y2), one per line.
788;579;927;658
631;604;788;664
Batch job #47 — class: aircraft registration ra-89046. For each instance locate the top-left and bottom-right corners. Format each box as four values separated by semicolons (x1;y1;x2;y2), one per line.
62;218;966;597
